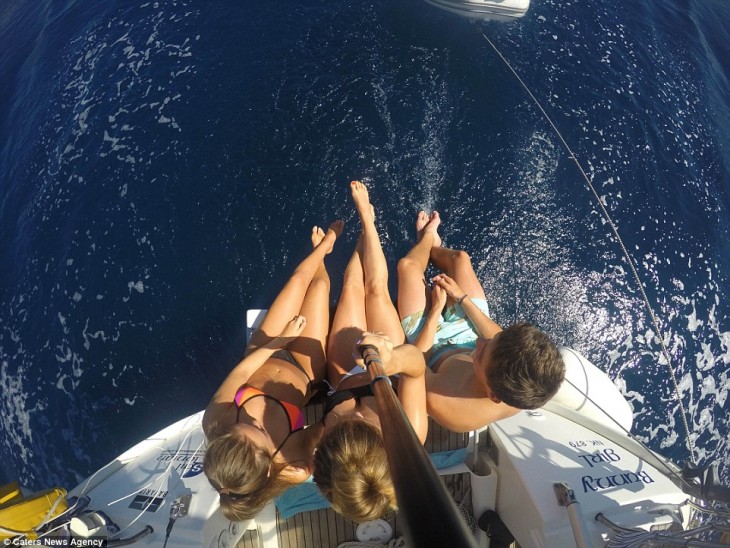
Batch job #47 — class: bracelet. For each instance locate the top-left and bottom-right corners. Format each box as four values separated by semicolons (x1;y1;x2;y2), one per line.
363;357;382;367
370;375;392;388
455;294;468;305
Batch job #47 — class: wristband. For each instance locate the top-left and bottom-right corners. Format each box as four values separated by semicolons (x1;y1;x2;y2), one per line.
455;294;468;305
370;375;392;388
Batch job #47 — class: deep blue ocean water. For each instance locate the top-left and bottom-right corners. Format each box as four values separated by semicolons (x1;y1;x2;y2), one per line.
1;0;728;492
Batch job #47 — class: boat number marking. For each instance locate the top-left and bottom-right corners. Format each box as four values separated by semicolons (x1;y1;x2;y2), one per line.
568;439;604;448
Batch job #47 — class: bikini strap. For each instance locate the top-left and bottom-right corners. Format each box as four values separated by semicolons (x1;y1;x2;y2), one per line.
271;426;305;460
323;384;375;415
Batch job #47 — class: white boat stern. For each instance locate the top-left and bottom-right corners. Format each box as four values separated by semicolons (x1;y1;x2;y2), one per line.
486;409;688;547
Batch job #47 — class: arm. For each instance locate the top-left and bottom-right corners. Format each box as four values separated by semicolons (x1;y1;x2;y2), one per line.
412;284;447;355
432;274;502;339
460;296;502;339
393;344;429;444
357;334;429;444
202;316;306;437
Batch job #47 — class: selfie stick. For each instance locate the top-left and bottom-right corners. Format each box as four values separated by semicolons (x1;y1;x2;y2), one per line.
359;344;477;548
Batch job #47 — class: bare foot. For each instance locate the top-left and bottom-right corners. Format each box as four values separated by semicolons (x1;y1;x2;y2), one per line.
415;210;429;241
350;180;375;225
318;220;344;254
311;226;326;248
423;211;442;247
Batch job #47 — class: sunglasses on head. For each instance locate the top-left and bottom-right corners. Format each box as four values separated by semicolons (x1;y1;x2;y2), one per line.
209;479;250;501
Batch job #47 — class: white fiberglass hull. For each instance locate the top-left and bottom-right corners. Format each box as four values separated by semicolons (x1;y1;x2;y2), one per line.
422;0;530;21
58;348;693;547
67;411;235;546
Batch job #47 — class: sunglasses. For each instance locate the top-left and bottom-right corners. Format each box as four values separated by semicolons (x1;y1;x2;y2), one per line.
209;479;251;501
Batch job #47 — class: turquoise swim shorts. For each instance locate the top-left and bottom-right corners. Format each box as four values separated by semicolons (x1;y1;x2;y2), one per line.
400;298;491;368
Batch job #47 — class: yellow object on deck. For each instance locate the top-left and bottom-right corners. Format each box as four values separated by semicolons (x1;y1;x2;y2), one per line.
0;483;22;506
0;482;68;540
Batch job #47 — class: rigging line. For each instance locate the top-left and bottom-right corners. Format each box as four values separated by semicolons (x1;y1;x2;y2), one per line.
477;29;697;465
107;425;204;540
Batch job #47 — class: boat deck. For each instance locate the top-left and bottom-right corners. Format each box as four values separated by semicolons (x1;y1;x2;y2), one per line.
237;399;474;547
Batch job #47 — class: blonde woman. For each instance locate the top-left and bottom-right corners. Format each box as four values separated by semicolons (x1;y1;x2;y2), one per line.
313;181;427;523
203;220;343;521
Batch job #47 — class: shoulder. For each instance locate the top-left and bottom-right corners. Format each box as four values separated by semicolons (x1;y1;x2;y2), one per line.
425;359;518;431
203;401;237;439
426;392;518;432
282;463;313;484
427;353;474;388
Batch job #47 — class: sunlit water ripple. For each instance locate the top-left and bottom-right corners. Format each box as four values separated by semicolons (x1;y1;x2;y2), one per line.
1;0;728;492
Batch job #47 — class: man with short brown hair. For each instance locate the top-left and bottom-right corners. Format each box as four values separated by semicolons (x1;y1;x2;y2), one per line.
396;211;565;432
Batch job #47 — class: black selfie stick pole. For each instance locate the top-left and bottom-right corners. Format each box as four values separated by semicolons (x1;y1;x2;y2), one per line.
359;344;477;548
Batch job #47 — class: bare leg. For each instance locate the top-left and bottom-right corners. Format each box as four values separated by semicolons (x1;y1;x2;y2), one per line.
396;211;442;320
351;180;405;345
287;227;332;384
327;234;366;386
248;220;344;351
429;239;487;302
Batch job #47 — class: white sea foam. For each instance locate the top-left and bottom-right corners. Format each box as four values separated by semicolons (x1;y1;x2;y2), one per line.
0;0;201;488
507;0;730;476
0;360;36;469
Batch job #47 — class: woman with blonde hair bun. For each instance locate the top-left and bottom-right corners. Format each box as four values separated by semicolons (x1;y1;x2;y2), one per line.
203;220;343;521
313;181;427;523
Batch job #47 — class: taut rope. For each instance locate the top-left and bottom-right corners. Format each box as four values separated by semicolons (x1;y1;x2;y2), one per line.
477;29;697;465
